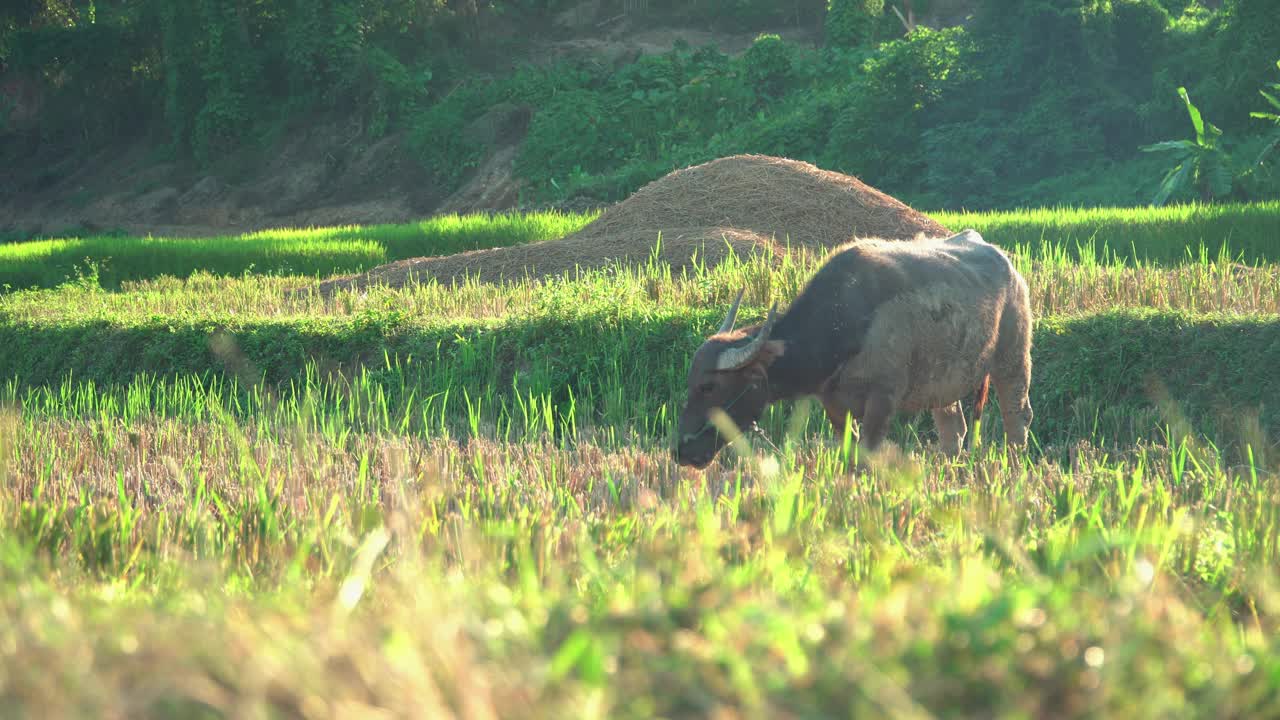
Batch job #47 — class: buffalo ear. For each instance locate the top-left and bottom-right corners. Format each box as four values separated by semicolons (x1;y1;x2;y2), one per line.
756;339;786;367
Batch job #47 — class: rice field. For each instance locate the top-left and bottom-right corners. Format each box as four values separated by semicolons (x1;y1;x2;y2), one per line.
931;200;1280;264
2;202;1280;717
0;210;596;291
2;200;1278;292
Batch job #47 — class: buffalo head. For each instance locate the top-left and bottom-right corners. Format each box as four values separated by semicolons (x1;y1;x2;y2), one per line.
675;288;784;468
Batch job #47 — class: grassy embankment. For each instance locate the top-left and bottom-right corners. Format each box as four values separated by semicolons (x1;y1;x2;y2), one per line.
1;202;1279;716
0;201;1278;291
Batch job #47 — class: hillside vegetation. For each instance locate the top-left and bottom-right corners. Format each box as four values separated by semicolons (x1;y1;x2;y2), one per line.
4;0;1280;226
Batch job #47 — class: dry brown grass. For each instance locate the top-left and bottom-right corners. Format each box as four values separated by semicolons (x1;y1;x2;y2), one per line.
1028;259;1280;316
313;227;777;294
6;418;687;520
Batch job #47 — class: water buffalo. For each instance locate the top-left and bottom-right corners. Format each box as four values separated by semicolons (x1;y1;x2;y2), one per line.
674;229;1033;468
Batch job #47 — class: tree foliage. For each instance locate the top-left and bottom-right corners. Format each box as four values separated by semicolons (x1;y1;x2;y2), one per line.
1;0;472;160
1250;60;1280;167
825;0;886;47
2;0;1280;209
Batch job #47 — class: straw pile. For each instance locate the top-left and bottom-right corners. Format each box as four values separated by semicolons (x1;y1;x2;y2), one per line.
314;155;948;294
568;154;949;248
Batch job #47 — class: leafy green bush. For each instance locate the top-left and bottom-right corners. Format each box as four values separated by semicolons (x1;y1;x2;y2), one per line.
824;0;886;47
1195;0;1280;134
645;0;823;32
1141;86;1232;205
5;0;1280;209
509;38;868;202
1111;0;1173;93
3;9;158;145
742;34;795;99
407;84;496;192
1250;59;1280;166
702;85;841;166
515;89;613;195
515;46;757;199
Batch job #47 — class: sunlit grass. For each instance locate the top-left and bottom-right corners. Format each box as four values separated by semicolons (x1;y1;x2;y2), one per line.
0;210;597;290
932;200;1280;264
1;237;1277;453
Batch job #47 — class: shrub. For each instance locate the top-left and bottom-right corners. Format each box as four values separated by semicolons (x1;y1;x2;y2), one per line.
825;0;886;47
407;82;498;192
742;34;795;100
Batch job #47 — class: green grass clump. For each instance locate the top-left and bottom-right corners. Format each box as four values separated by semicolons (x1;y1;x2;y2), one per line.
3;238;1277;323
0;210;596;291
933;201;1280;265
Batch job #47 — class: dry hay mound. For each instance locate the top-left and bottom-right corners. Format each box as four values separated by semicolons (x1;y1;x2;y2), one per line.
313;154;947;294
569;154;951;249
315;227;776;294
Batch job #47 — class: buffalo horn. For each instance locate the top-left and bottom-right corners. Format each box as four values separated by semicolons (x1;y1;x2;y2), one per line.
716;302;778;371
717;287;746;334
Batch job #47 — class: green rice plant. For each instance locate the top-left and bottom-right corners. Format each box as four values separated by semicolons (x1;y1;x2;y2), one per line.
1;302;1276;458
3;235;1278;324
0;232;1277;452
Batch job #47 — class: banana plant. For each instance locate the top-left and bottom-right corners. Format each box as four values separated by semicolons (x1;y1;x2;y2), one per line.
1250;59;1280;166
1141;86;1232;206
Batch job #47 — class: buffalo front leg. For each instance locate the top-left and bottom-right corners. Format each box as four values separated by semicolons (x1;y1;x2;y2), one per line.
820;395;860;442
931;401;967;456
857;389;896;454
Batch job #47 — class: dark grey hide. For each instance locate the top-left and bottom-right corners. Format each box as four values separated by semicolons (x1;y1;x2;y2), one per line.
674;229;1034;468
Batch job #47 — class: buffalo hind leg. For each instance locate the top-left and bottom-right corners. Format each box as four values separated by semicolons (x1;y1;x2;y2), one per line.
992;363;1033;448
994;376;1032;447
993;281;1034;449
931;401;967;456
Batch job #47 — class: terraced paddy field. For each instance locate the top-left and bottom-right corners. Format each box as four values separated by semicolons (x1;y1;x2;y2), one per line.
2;202;1280;718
